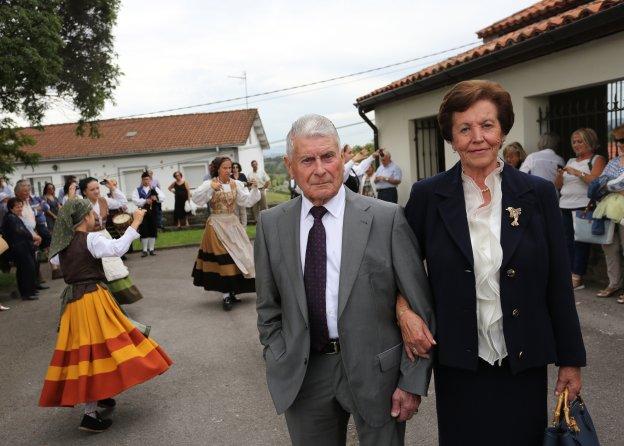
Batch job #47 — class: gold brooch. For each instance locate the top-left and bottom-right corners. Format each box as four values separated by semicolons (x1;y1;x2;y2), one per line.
506;207;521;227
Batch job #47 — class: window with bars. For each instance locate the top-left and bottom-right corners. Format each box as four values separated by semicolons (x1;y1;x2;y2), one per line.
413;117;445;181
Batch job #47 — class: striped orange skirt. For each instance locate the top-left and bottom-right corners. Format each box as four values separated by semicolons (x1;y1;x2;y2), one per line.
39;285;172;407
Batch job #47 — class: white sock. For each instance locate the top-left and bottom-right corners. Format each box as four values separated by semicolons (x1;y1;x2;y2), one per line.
148;238;156;251
141;238;149;252
84;401;97;417
223;293;229;300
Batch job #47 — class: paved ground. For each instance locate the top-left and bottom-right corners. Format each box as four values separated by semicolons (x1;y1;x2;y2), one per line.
0;246;622;445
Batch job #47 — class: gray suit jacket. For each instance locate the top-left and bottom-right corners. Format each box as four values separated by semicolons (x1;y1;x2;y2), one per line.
255;188;434;427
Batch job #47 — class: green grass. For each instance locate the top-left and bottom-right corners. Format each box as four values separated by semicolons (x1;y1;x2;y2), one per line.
0;272;16;291
267;190;290;205
132;225;257;250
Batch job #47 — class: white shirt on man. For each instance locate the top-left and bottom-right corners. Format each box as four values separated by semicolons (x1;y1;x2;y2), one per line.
132;186;166;207
462;159;508;366
519;148;564;184
299;185;345;340
342;155;376;183
375;161;402;190
247;169;270;190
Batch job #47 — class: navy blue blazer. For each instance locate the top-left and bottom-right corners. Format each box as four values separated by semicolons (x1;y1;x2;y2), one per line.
405;162;586;373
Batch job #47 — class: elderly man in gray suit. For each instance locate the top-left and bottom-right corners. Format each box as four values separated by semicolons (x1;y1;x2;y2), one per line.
255;114;435;445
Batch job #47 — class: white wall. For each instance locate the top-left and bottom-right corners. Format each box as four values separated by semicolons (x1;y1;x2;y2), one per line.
373;32;624;204
238;126;267;177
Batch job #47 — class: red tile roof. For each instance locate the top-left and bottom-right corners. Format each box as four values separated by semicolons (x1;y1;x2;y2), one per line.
476;0;592;40
357;0;622;105
20;109;261;160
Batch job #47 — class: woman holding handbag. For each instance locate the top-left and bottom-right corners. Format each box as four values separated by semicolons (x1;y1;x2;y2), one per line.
169;171;191;228
554;128;606;290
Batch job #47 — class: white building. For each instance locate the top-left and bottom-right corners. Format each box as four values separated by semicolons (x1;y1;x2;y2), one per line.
12;109;270;210
355;0;624;204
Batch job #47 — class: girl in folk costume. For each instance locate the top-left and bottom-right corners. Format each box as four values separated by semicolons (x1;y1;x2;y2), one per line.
39;200;172;432
192;156;260;311
78;177;142;305
132;172;165;257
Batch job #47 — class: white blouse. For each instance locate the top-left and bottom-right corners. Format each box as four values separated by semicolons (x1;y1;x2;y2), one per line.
191;179;260;208
51;227;139;265
462;159;508;366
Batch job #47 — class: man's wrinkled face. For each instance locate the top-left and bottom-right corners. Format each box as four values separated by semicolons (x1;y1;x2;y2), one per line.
284;136;343;206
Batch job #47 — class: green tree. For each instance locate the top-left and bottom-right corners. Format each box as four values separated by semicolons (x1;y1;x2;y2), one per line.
0;0;121;174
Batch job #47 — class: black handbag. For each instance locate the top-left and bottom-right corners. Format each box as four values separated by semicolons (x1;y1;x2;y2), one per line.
543;388;600;445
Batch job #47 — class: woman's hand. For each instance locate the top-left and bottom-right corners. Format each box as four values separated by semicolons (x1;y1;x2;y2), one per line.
555;366;582;401
211;180;222;191
396;295;436;361
131;209;147;230
68;183;77;198
33;234;42;246
249;179;258;189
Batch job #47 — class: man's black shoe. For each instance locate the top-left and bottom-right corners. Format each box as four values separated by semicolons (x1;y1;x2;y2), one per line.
231;293;241;303
222;296;233;311
141;251;148;258
121;255;128;261
149;250;156;256
36;284;50;290
97;398;116;408
79;413;112;432
21;295;39;301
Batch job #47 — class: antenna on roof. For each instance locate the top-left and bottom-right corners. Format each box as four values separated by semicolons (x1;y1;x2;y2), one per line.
228;71;248;109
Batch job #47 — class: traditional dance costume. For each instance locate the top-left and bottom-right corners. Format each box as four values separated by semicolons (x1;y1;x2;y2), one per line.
40;200;172;431
191;179;259;300
132;185;165;255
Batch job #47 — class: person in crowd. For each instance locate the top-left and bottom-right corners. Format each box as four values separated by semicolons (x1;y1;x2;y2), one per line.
519;132;565;184
0;192;10;227
39;200;172;432
191;157;260;311
400;80;586;446
588;124;624;299
359;163;378;198
502;141;527;168
1;198;41;300
0;176;14;199
148;170;164;229
132;172;165;257
288;176;301;199
61;178;79;204
230;162;249;226
247;159;270;222
42;183;62;279
555;128;606;290
169;171;192;228
341;144;378;193
255;114;434;445
14;180;49;289
374;149;402;203
79;177;128;232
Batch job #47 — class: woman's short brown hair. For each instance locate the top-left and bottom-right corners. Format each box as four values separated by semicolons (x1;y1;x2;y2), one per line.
438;80;514;142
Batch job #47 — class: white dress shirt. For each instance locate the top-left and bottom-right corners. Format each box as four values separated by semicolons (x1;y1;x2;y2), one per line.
462;159;508;366
132;186;166;207
300;185;346;339
519;148;564;184
342;155;376;183
51;227;139;266
191;179;260;207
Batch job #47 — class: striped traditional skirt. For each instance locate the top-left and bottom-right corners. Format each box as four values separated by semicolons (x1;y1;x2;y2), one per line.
191;214;255;294
39;285;172;407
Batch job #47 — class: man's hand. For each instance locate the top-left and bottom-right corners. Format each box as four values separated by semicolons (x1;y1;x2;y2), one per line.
33;234;42;246
398;308;436;361
555;366;582;401
390;388;421;422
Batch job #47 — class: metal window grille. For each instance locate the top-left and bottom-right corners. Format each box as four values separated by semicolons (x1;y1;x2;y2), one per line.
414;117;445;180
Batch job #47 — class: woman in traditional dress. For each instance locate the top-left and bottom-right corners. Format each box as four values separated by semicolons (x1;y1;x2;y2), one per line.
39;200;172;432
168;171;191;228
191;156;260;311
78;177;142;305
132;172;165;257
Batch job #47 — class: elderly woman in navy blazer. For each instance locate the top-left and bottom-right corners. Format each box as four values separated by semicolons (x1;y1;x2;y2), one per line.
396;80;586;446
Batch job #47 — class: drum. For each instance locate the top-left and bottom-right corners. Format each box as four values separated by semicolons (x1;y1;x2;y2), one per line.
112;213;133;233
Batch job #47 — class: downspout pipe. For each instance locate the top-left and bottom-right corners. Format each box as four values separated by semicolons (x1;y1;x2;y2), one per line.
357;106;379;150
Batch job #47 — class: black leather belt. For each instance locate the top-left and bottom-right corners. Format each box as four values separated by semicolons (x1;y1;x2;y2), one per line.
319;339;340;355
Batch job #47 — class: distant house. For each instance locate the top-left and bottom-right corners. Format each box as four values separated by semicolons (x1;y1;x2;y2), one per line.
355;0;624;204
11;109;269;210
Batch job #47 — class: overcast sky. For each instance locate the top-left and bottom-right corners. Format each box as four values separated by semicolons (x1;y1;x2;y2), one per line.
43;0;537;155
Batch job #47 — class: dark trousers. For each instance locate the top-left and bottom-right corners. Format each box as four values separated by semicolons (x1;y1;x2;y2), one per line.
155;202;164;228
11;246;37;297
284;353;405;446
35;222;51;249
435;359;547;446
377;188;398;203
561;208;591;275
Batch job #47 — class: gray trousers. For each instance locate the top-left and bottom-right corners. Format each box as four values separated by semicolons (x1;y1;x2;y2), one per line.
252;189;268;222
601;224;624;288
284;353;405;446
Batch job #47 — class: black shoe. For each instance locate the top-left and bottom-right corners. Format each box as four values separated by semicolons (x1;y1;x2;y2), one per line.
141;251;148;257
231;293;241;303
36;284;50;290
149;250;156;256
79;413;112;432
97;398;116;408
22;295;39;301
222;296;233;311
121;255;128;261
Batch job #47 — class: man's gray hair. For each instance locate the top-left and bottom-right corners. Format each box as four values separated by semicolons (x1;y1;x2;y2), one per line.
537;132;560;151
286;114;340;157
14;179;30;195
